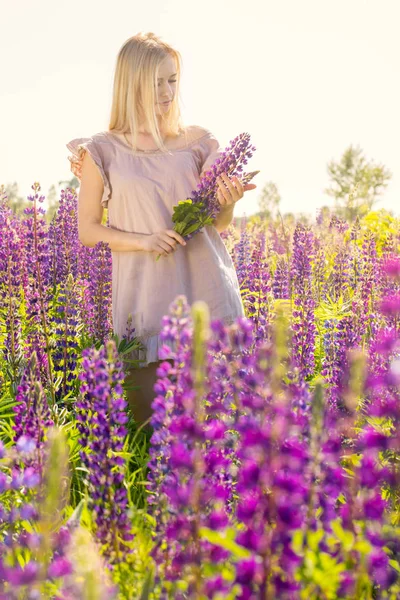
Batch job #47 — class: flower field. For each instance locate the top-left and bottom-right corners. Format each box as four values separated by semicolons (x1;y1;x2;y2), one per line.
0;183;400;599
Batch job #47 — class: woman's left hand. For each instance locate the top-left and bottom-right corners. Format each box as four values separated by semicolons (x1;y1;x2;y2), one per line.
216;172;257;208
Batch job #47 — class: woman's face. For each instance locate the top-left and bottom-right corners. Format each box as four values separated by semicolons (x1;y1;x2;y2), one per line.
155;55;177;114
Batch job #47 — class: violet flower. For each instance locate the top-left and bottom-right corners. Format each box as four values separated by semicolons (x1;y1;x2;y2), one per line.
155;132;258;259
76;340;134;565
290;223;316;379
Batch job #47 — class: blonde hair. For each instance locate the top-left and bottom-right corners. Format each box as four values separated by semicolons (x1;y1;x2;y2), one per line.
108;32;185;154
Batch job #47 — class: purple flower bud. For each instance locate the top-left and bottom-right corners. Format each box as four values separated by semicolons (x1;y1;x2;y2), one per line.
204;575;230;596
170;442;194;469
16;435;36;454
204;419;226;440
363;493;388;520
369;549;397;589
48;557;73;578
382;256;400;279
338;573;355;597
237;492;260;522
277;501;303;529
359;427;391;450
0;472;8;493
379;294;400;316
239;459;260;487
6;561;39;586
207;508;229;530
235;556;264;585
19;503;37;520
22;468;41;488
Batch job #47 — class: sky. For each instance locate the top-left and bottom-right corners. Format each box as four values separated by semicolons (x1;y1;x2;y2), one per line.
1;0;399;218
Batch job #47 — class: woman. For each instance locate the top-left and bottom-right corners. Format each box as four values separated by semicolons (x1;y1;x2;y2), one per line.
67;32;256;429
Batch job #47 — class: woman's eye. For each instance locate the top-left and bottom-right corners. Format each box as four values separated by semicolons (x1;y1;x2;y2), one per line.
158;80;177;86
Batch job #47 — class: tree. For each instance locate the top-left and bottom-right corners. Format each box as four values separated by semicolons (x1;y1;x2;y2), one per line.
0;175;79;222
324;144;392;221
257;181;281;219
1;182;28;215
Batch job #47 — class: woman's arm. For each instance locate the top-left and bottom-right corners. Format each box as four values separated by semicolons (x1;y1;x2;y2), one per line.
214;204;235;233
78;152;147;251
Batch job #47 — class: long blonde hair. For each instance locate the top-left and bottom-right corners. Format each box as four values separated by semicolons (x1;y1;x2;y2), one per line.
108;32;185;154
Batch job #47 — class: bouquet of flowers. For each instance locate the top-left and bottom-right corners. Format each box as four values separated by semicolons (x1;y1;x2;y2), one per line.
155;132;259;260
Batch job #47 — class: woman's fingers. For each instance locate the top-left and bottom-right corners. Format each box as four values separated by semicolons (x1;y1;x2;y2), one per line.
233;175;244;195
217;172;243;205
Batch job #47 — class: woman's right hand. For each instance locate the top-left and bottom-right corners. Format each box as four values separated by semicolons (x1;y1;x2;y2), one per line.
140;229;187;256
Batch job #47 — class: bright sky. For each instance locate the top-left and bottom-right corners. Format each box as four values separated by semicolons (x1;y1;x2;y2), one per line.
1;0;399;218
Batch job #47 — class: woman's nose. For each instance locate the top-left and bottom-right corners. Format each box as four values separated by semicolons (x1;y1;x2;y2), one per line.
159;81;173;96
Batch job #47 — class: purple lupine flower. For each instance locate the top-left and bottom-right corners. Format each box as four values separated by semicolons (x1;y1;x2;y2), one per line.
21;183;55;394
242;228;271;343
269;219;290;255
50;273;80;400
0;434;75;598
12;352;54;474
324;244;351;303
76;340;134;564
290;223;316;379
321;317;359;410
380;292;400;317
156;133;258;259
48;187;80;285
83;241;113;343
190;132;258;226
233;226;252;291
231;335;309;597
355;231;378;340
312;236;326;304
0;203;24;389
382;255;400;280
272;255;290;299
329;214;349;234
148;295;255;596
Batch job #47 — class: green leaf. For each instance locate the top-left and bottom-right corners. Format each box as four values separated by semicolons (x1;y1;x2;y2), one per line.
184;223;203;236
292;529;304;554
331;520;354;551
353;539;372;554
65;498;86;528
389;559;400;573
199;527;251;559
307;528;325;551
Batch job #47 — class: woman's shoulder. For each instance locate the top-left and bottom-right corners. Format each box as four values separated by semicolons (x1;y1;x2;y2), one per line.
89;131;110;145
91;127;212;146
183;125;213;144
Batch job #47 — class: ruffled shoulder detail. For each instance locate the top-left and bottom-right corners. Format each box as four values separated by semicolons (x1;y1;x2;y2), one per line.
189;127;223;179
66;136;112;208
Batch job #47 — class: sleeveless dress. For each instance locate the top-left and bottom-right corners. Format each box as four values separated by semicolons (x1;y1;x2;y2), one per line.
66;128;246;367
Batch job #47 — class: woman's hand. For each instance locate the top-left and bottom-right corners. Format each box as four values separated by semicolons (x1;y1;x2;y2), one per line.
216;172;257;208
141;229;186;256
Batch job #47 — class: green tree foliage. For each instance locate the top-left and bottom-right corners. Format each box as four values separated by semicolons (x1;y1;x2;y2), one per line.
1;182;27;215
257;180;281;219
0;175;80;223
325;144;392;221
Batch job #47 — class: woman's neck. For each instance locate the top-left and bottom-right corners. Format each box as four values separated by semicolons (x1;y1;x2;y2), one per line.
138;117;166;136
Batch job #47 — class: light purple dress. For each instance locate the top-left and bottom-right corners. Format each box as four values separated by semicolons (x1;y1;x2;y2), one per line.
66;128;245;367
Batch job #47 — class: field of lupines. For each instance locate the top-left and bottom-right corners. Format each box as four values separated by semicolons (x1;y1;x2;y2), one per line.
1;182;400;600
